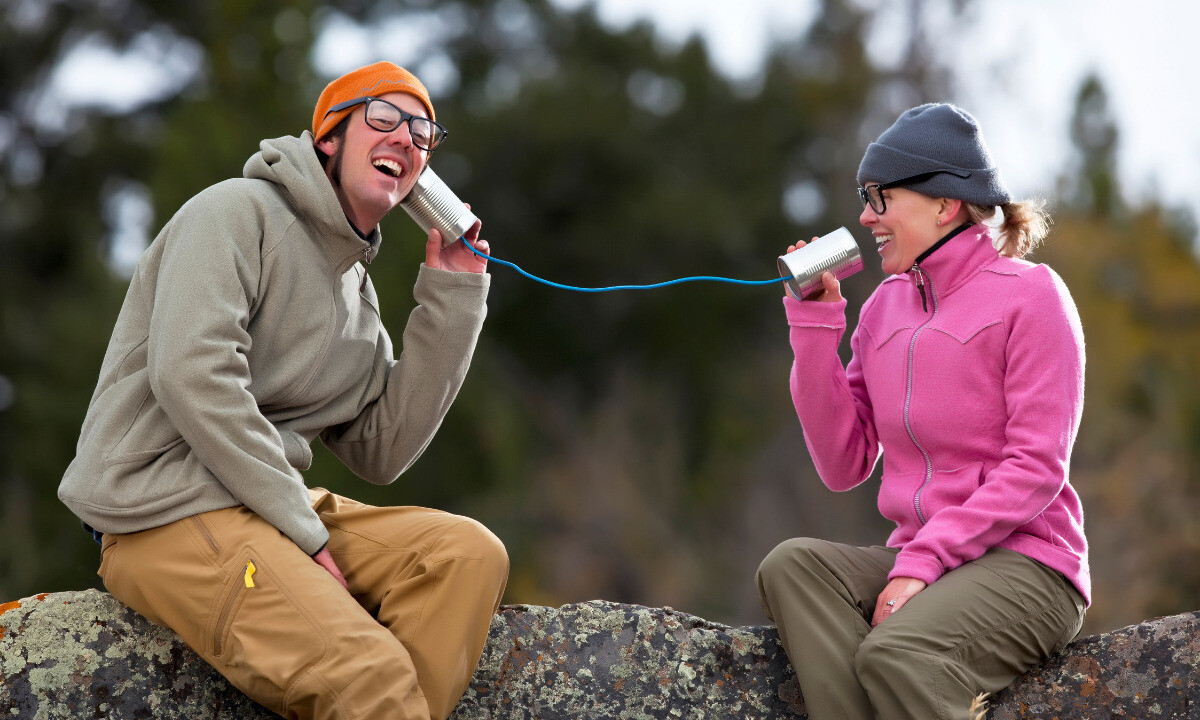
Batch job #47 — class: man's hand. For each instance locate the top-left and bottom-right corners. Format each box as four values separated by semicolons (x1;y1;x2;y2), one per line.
871;576;927;627
426;208;489;274
312;547;349;589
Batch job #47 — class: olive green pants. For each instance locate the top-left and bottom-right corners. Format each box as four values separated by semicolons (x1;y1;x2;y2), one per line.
756;539;1084;720
99;488;509;720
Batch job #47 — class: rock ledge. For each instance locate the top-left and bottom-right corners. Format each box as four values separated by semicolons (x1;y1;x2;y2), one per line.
2;590;1198;718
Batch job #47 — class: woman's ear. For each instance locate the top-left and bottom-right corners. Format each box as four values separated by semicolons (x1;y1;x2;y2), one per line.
938;197;965;225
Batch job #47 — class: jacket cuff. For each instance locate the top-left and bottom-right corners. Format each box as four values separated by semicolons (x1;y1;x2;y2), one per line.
293;522;330;557
783;295;847;327
418;262;491;289
889;551;945;586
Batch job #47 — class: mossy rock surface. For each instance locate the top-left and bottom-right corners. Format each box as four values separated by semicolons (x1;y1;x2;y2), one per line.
2;590;1198;719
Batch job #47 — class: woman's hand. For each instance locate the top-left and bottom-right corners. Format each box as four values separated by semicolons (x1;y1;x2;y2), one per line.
784;238;843;302
871;576;927;627
426;205;489;274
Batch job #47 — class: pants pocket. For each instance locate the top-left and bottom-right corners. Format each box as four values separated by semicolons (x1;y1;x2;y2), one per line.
97;534;119;580
1051;581;1086;654
211;552;256;658
207;548;329;713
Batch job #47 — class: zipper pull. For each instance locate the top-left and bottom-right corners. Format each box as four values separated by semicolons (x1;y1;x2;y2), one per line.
360;245;371;292
244;560;256;588
914;267;928;313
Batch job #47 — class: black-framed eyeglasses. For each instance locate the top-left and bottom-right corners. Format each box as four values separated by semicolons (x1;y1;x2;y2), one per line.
857;170;964;214
325;96;448;152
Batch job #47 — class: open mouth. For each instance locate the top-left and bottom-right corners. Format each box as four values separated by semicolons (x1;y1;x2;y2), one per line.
875;234;893;252
372;158;403;178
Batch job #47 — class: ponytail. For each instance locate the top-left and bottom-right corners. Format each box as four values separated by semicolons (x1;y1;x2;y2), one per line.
966;198;1051;258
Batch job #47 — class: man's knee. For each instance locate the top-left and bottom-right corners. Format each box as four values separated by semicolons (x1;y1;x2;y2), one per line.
438;518;509;588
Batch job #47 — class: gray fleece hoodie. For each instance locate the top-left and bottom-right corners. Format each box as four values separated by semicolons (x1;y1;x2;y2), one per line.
59;132;489;554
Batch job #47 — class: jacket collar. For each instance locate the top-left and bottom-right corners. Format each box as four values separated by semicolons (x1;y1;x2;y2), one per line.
909;222;1000;301
244;132;381;272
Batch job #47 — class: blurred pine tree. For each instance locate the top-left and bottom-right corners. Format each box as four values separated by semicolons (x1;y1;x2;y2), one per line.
4;1;1194;636
1040;75;1200;633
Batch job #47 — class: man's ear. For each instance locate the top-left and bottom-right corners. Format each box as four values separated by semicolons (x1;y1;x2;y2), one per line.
315;134;339;157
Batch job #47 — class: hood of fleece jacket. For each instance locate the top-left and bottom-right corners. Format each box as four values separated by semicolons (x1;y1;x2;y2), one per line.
242;131;380;263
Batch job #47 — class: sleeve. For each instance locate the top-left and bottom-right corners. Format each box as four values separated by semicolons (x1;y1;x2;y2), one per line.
147;187;329;555
320;264;489;483
786;294;882;491
890;268;1086;584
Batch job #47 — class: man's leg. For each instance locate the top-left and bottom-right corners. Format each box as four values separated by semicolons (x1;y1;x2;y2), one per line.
755;537;897;720
311;489;509;720
99;506;430;720
854;548;1086;719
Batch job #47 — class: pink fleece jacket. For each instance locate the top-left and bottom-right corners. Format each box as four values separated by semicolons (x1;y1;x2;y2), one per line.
786;224;1090;605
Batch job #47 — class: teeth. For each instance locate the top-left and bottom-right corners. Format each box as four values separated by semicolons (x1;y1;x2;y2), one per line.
875;234;893;247
372;158;402;177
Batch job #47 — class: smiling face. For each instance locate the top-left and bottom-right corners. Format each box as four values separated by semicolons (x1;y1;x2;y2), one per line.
315;91;430;235
859;184;964;275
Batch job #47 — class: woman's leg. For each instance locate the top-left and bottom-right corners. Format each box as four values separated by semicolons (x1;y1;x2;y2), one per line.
756;538;898;720
854;548;1085;719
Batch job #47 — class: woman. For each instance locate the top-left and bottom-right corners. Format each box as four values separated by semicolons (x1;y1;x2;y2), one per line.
756;103;1088;719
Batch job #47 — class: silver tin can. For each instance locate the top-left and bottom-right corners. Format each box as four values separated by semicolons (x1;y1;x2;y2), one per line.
777;226;864;300
399;166;480;247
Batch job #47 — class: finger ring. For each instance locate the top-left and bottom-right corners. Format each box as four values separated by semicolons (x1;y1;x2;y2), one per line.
885;600;896;606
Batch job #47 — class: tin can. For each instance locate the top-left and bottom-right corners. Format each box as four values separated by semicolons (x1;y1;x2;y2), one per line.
399;166;479;247
777;227;864;300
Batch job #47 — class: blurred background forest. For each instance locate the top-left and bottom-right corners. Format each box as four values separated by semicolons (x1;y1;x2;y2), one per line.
2;0;1198;638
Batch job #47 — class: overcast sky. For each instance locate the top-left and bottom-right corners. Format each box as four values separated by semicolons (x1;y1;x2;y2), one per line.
43;0;1200;262
553;0;1200;243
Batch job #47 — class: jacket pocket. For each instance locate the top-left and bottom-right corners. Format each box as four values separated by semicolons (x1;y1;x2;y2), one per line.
104;386;185;468
918;463;985;521
278;429;313;471
878;471;926;529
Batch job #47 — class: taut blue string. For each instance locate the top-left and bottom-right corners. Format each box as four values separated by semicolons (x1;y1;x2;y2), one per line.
459;238;789;292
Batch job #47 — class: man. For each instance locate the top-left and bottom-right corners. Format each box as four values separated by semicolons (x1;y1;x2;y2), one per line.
59;61;508;720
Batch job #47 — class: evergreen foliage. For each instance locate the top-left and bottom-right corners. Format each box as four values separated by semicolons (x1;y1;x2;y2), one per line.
2;0;1196;633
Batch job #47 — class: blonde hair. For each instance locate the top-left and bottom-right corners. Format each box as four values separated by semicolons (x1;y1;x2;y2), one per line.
966;198;1051;258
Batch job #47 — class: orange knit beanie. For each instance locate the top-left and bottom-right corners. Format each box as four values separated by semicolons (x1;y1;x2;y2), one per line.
312;61;435;141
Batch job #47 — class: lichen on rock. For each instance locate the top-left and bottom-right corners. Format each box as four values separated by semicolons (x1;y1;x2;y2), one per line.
3;589;1199;719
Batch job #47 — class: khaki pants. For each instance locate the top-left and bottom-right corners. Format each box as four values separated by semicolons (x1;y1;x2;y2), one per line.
756;539;1084;720
99;488;509;720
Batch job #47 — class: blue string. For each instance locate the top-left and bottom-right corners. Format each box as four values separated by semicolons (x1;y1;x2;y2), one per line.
459;238;789;292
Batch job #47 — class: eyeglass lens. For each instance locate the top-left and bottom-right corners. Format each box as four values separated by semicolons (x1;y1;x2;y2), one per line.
858;185;885;214
364;100;442;150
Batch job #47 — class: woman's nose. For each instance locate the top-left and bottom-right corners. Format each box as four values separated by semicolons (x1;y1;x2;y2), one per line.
859;203;877;226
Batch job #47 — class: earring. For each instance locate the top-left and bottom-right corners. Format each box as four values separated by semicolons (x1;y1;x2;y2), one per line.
936;219;943;226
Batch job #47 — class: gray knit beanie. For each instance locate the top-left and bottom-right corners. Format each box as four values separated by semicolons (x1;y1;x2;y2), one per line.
857;103;1012;206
